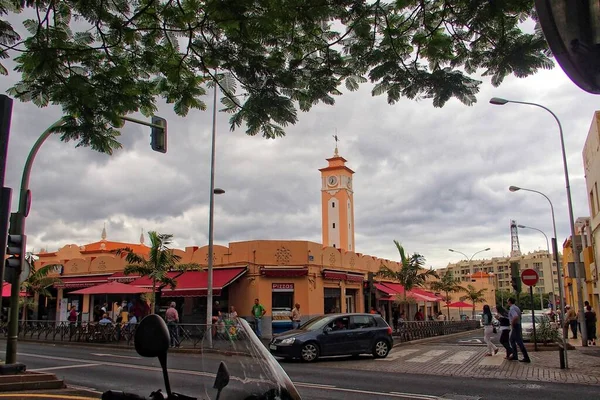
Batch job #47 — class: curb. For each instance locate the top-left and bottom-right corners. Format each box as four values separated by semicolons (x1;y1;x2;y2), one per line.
392;329;481;347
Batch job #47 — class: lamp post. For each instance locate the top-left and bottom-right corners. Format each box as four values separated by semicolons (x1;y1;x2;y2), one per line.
206;69;226;349
493;97;586;347
508;186;570;363
518;224;551;309
517;224;550;256
449;248;491;273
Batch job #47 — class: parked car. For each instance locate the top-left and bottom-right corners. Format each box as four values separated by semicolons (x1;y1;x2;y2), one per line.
521;313;554;341
269;313;393;362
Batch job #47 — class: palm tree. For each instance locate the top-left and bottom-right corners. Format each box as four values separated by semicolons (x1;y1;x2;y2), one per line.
460;284;488;319
117;231;199;314
378;240;439;302
20;253;62;322
429;271;463;320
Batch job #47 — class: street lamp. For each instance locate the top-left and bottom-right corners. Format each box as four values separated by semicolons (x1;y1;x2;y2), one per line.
517;224;550;256
449;248;491;273
497;97;586;346
206;68;225;349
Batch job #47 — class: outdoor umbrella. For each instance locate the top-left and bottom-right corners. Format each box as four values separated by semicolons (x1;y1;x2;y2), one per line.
69;281;149;295
448;301;473;308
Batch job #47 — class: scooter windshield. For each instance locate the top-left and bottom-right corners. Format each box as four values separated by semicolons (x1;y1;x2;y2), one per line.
196;317;301;400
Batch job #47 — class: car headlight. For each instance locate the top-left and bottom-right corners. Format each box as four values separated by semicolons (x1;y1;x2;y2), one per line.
280;338;296;345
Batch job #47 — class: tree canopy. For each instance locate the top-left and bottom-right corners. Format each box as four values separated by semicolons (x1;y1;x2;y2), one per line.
0;0;552;153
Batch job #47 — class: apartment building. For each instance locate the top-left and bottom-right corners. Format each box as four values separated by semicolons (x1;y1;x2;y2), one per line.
437;250;561;297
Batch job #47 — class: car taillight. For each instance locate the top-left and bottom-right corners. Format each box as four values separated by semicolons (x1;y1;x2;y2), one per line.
387;327;393;335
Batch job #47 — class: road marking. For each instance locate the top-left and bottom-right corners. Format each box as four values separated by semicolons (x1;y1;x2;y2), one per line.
376;348;420;361
19;353;440;399
407;350;447;363
90;353;140;360
478;354;504;366
68;384;102;395
30;363;101;372
457;339;483;344
440;351;477;365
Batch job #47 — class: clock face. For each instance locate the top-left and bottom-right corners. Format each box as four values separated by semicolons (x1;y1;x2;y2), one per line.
327;176;338;186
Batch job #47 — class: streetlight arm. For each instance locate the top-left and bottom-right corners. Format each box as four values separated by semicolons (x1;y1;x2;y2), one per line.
449;249;469;260
517;188;558;241
469;248;490;262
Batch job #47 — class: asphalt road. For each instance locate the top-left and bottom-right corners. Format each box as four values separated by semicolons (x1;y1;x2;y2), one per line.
0;341;597;400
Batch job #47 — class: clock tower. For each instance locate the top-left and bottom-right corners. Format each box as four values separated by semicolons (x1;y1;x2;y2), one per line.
319;147;355;251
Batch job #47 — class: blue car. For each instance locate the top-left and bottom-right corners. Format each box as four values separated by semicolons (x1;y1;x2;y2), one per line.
269;313;393;362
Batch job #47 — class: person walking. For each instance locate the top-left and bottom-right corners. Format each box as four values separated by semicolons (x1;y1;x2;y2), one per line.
565;305;578;339
495;305;512;359
165;301;180;348
482;305;498;356
291;303;302;330
251;298;266;338
507;297;530;363
585;305;597;346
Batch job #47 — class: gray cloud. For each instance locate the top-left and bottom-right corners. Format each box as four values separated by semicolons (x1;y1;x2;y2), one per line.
3;56;596;269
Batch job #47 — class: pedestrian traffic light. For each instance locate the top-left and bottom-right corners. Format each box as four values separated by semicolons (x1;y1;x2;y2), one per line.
150;116;167;153
5;234;26;270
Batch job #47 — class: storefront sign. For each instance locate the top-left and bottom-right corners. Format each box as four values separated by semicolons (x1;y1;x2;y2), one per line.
272;283;294;292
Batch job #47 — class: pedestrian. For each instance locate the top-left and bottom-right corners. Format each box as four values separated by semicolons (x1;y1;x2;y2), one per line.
165;301;180;348
507;297;531;363
565;305;578;339
495;305;512;359
291;303;302;330
585;305;597;346
251;298;266;338
482;305;498;356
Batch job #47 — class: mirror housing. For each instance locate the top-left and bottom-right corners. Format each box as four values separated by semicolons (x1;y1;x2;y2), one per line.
213;361;230;391
134;314;170;358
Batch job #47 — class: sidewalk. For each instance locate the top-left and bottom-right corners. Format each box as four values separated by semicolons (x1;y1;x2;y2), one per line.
322;339;600;385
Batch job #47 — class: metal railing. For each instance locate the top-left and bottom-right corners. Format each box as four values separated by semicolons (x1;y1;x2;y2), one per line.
0;320;250;350
392;320;480;342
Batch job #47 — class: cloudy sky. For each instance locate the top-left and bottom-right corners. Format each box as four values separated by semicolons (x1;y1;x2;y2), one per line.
3;30;600;269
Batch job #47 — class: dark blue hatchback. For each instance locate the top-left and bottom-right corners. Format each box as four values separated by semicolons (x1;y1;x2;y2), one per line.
269;313;393;362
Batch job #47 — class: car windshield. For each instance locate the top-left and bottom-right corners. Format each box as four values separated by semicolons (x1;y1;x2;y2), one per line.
299;315;335;331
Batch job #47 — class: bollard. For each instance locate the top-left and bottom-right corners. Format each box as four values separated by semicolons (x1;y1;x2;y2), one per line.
559;344;566;369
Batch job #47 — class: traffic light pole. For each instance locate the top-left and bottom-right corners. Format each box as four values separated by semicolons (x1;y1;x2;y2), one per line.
0;96;13;323
4;115;167;366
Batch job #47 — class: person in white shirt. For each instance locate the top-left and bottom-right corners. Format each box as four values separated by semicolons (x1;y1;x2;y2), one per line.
507;297;530;363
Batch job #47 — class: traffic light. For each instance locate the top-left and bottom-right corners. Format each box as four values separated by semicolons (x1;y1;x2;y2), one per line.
510;261;521;294
511;277;521;293
5;234;26;270
150;116;167;153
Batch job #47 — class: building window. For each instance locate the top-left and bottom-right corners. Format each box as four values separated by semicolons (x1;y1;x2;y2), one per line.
591;189;596;216
333;223;336;228
332;203;335;208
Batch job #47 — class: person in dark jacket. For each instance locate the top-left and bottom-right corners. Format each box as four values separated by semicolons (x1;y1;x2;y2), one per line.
496;305;512;358
585;305;597;346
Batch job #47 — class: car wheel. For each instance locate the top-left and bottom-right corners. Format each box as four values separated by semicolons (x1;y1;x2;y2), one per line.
301;342;319;362
372;340;390;358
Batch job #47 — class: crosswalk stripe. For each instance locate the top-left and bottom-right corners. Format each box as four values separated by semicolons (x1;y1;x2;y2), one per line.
407;350;447;363
478;354;505;366
439;350;477;364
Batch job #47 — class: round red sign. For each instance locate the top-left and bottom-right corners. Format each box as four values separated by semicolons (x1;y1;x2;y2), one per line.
521;268;539;286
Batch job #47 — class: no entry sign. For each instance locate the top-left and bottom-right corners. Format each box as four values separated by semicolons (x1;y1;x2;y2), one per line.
521;268;539;286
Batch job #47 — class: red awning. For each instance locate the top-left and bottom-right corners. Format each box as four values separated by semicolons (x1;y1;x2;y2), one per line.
378;282;439;302
323;270;347;280
346;273;364;282
53;275;111;289
2;283;27;298
448;301;473;308
69;281;150;295
130;267;247;297
108;272;139;283
261;267;308;277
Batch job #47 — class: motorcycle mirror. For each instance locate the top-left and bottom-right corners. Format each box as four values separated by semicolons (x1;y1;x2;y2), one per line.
213;361;230;400
134;314;172;397
134;314;170;358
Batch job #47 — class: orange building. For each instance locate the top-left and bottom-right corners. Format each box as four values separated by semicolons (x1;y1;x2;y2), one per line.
35;149;440;337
